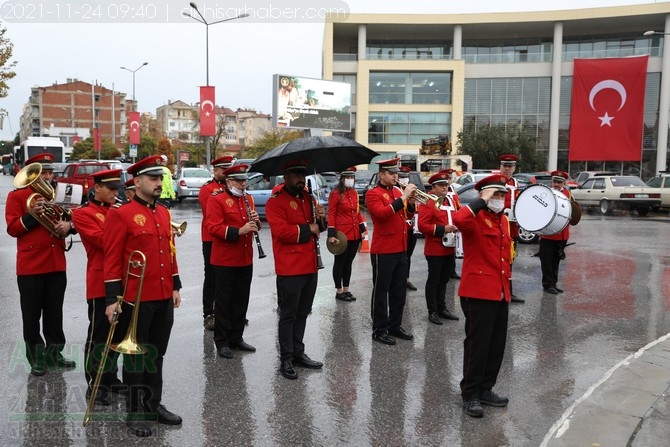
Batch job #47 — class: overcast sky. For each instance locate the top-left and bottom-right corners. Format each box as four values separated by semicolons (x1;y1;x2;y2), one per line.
0;0;657;141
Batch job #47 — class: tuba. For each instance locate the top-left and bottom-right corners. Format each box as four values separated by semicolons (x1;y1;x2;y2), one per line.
13;163;72;238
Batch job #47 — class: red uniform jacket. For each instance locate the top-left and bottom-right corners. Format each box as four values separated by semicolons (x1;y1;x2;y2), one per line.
365;183;415;254
206;190;260;267
266;186;325;276
5;187;67;275
541;187;571;242
504;177;520;239
327;187;365;241
198;179;225;242
72;199;111;299
452;199;513;302
103;197;180;305
418;197;456;257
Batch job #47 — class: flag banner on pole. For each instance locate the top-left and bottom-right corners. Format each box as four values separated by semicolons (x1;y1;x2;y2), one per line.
128;111;141;145
200;86;216;136
569;55;648;161
94;128;101;152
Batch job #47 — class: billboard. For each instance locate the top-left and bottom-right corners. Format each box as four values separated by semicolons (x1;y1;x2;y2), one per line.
272;74;351;131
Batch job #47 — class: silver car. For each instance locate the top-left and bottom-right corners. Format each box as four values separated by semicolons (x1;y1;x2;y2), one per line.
175;167;212;202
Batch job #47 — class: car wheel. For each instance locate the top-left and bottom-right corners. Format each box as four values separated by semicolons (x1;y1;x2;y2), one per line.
651;205;660;212
517;227;539;244
178;197;184;203
637;207;650;216
599;199;612;215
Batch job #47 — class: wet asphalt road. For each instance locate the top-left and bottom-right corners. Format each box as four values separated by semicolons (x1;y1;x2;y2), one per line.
1;173;670;446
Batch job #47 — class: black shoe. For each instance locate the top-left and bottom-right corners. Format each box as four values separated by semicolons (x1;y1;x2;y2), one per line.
217;346;234;359
388;327;414;340
372;332;396;345
462;398;484;418
510;295;526;303
450;273;461;280
345;291;357;301
151;404;182;425
230;340;256;352
406;281;418;291
438;309;459;321
293;353;323;369
126;419;152;437
30;362;46;377
51;355;76;369
86;388;110;406
281;360;298;379
105;378;128;395
204;314;215;331
428;312;443;325
554;286;564;293
335;292;351;302
479;389;509;407
544;287;559;295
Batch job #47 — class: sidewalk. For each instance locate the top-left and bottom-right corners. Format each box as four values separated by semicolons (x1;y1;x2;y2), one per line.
543;334;670;446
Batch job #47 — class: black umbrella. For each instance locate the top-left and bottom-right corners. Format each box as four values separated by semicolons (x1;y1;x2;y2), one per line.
249;136;379;177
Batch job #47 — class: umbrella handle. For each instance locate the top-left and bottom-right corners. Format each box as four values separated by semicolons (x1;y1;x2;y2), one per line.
307;180;325;270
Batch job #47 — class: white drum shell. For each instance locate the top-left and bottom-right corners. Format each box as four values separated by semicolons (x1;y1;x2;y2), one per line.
514;185;571;236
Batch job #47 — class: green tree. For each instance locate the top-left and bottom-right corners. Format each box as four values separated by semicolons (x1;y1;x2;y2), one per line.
71;137;122;160
456;120;546;171
156;137;175;173
240;128;304;159
138;134;157;159
0;23;17;99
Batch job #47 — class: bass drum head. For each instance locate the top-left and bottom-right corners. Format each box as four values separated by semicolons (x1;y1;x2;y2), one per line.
514;184;557;232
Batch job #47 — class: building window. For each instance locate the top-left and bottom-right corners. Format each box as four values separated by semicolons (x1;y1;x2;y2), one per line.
367;41;452;60
369;72;451;105
368;112;450;145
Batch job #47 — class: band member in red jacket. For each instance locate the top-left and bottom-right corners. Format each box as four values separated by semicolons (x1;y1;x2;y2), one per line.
72;169;125;404
453;174;513;418
206;164;260;359
418;171;460;325
365;158;417;345
499;154;524;303
103;155;182;437
5;152;76;376
540;171;571;294
198;156;234;330
266;160;327;380
327;167;366;302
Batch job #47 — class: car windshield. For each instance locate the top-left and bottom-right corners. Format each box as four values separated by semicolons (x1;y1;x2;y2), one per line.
184;169;211;178
610;176;647;187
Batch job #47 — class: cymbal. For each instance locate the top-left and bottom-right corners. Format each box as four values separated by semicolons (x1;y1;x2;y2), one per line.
326;230;348;255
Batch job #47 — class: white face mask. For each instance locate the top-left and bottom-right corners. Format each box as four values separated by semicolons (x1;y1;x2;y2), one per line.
230;186;244;197
343;178;355;188
487;199;505;214
398;177;409;187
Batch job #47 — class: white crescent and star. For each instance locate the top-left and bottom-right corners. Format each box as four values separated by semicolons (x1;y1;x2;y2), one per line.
130;120;140;132
588;80;627;127
201;99;215;117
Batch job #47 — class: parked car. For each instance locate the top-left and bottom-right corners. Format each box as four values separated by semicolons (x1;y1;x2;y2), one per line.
2;163;14;175
573;171;617;186
645;172;670;211
453;171;499;190
320;172;340;190
354;169;374;204
245;172;330;220
365;170;426;202
513;172;552;188
571;175;662;216
56;160;124;203
174;167;212;202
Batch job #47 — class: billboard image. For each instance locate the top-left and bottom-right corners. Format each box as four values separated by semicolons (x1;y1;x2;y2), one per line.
272;74;351;131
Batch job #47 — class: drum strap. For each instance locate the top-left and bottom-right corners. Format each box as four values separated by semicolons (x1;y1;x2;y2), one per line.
507;218;516;265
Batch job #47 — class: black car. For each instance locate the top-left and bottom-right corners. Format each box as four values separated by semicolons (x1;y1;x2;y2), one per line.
354;169;373;204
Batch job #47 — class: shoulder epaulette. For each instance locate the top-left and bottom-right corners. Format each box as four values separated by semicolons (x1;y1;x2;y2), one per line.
202;179;214;186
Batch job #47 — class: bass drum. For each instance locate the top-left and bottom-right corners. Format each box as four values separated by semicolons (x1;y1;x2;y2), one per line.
514;184;571;236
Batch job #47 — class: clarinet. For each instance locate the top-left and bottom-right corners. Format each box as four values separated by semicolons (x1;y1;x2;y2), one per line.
307;180;325;270
243;193;267;259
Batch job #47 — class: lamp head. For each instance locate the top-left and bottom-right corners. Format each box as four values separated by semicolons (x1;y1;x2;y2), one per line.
189;2;198;9
643;30;656;36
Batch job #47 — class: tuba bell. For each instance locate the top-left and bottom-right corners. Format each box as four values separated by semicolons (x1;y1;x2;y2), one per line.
13;163;72;238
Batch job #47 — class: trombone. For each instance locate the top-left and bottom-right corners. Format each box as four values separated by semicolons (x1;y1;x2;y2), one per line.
83;250;147;427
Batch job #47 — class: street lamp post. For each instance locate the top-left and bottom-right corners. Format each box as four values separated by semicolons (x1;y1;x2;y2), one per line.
120;62;148;112
183;3;248;167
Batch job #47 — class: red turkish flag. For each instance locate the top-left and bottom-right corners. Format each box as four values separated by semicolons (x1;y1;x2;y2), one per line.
569;56;648;161
200;86;216;136
93;128;101;152
128;111;141;145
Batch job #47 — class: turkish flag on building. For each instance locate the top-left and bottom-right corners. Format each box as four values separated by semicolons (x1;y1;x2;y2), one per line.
200;86;216;136
128;111;141;145
569;55;648;161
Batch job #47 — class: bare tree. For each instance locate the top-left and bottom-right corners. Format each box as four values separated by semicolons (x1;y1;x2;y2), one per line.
0;23;16;99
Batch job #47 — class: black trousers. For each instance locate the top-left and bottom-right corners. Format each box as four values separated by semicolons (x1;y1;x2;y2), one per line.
17;272;67;366
459;297;509;401
539;238;564;289
121;299;174;413
213;265;252;349
406;231;417;278
370;252;408;334
84;297;122;390
202;241;215;317
277;274;317;362
425;255;455;314
332;239;361;289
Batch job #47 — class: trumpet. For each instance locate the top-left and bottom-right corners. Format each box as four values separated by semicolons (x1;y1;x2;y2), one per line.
83;250;147;427
171;221;187;237
412;189;444;208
